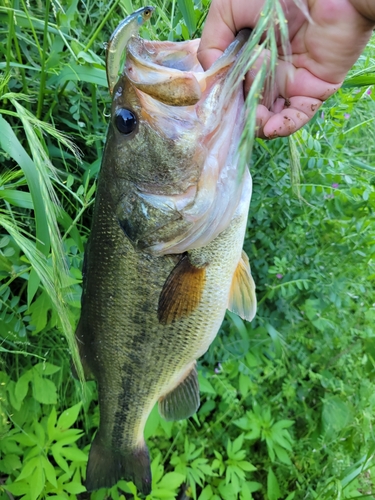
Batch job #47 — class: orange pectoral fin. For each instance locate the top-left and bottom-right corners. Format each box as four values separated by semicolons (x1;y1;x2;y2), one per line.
228;250;257;322
158;254;206;325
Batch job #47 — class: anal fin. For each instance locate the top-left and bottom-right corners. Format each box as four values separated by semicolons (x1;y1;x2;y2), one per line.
228;250;257;322
159;363;200;421
158;254;206;325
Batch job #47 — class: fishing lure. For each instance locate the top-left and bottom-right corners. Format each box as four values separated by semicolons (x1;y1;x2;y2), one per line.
106;5;154;94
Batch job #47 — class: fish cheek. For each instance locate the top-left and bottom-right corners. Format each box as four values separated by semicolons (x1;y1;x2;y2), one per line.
115;194;183;251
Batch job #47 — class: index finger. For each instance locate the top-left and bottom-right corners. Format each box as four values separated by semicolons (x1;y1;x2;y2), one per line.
197;0;267;69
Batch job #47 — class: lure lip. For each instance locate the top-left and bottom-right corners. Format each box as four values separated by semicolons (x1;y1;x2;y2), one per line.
106;5;155;95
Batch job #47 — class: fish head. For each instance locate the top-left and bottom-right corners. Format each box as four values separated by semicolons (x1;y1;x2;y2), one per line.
102;31;251;254
108;39;203;194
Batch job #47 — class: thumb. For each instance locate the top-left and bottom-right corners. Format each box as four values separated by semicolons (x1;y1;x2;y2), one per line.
197;0;236;70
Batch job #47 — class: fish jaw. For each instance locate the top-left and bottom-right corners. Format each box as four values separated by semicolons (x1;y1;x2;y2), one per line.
106;31;250;254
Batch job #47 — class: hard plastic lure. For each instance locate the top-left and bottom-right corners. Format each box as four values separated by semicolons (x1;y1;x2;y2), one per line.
105;5;154;94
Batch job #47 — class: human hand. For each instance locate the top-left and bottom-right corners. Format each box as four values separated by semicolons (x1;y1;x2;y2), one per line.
197;0;375;139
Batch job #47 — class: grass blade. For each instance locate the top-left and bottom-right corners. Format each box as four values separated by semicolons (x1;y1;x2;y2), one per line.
177;0;196;36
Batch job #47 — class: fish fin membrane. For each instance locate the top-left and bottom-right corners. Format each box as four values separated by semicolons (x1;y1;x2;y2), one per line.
159;364;200;421
85;432;151;495
228;250;257;322
158;254;206;325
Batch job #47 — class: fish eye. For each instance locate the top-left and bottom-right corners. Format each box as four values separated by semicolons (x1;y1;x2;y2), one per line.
114;108;138;135
143;7;153;19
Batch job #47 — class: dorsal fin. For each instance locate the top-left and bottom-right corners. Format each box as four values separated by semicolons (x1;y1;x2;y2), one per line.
158;254;206;325
228;250;257;322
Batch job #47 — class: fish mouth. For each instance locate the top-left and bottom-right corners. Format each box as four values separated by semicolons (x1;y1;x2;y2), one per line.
115;31;251;255
124;31;250;107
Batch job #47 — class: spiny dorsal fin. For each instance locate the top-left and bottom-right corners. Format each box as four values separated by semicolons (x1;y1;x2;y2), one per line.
158;254;206;325
228;250;257;322
158;363;200;421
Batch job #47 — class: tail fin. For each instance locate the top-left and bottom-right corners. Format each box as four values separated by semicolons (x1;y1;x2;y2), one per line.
84;432;152;495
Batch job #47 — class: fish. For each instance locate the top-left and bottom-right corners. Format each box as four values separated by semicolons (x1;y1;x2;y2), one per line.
75;7;256;496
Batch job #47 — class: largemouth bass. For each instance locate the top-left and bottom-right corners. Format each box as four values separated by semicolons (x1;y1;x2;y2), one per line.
76;7;256;495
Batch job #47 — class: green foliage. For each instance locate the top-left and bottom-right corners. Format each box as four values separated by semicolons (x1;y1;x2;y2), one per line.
1;0;375;499
0;365;86;500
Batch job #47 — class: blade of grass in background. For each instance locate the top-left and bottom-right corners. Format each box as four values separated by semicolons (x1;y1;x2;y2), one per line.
223;0;290;180
343;74;375;87
177;0;196;36
0;105;84;383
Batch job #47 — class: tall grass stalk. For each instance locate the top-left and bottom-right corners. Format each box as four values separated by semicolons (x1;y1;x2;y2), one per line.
0;95;84;383
222;0;290;179
37;0;51;119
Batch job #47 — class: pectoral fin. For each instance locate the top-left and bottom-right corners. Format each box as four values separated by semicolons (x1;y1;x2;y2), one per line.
159;363;200;421
228;250;257;322
158;254;206;325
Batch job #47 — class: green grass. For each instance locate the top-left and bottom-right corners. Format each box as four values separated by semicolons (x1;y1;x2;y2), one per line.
1;1;375;499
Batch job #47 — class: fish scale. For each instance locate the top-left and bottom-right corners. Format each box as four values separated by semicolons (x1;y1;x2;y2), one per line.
75;8;256;495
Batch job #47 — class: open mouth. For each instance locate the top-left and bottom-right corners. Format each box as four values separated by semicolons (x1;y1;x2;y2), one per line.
123;32;250;108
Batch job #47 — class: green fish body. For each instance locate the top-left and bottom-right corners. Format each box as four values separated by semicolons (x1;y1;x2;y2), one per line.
76;19;256;495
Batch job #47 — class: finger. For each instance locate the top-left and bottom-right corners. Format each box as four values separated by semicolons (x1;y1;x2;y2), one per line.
197;0;237;70
245;58;341;104
197;47;226;70
198;0;269;70
276;62;342;101
243;49;275;99
255;104;275;138
262;97;322;138
270;97;286;114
